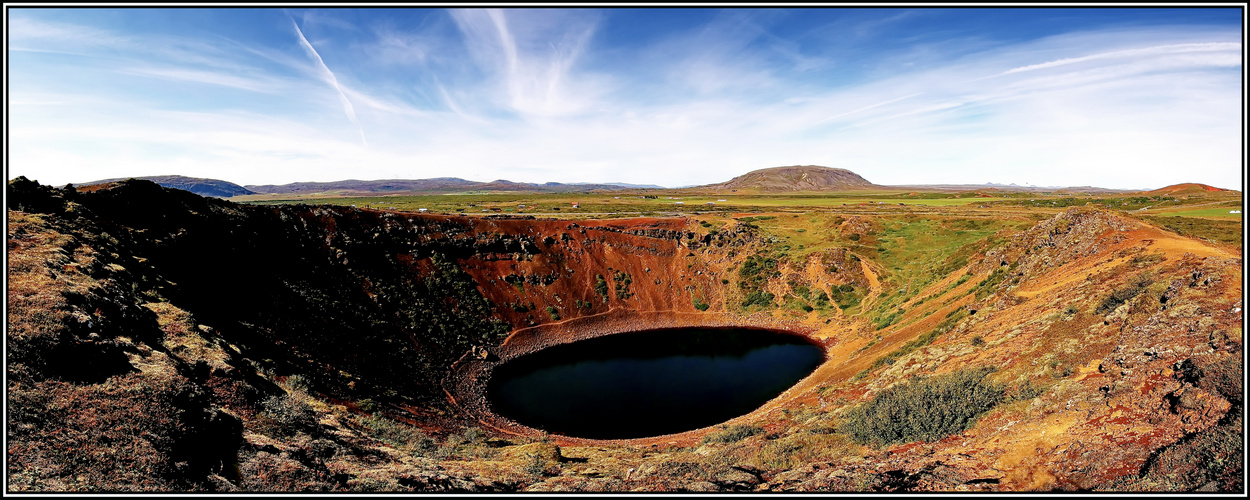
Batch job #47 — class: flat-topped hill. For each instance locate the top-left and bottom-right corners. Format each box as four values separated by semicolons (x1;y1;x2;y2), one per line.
1143;183;1236;196
697;166;877;192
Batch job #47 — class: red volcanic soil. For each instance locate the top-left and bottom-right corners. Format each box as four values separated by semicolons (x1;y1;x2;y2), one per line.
74;182;125;193
429;215;727;327
1143;183;1233;196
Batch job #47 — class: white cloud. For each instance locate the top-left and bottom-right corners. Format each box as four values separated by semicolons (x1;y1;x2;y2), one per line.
291;18;368;146
449;8;610;118
6;12;1243;191
1000;42;1239;75
118;66;290;93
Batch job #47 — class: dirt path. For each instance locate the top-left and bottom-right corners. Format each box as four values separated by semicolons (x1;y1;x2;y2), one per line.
1142;227;1236;259
857;257;883;312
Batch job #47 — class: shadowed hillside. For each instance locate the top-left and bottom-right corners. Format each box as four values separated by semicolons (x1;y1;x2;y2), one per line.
78;175;255;198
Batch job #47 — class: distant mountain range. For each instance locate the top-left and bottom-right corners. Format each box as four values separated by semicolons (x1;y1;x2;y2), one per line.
73;168;1234;199
244;178;667;195
73;176;665;198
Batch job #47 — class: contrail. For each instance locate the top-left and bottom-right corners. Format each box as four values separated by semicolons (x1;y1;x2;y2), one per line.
1001;42;1240;76
291;19;368;147
812;92;923;126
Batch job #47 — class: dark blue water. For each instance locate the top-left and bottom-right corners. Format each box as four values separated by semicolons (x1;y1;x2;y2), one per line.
487;328;824;439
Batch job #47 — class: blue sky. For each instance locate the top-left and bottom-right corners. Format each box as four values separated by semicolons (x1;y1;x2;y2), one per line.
7;7;1243;189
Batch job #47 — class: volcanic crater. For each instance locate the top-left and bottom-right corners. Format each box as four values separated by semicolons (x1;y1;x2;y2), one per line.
7;176;1242;493
449;311;830;445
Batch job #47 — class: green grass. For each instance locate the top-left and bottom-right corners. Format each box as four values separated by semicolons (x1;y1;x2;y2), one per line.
236;192;1012;216
737;253;780;309
858;308;971;377
865;217;1012;318
993;195;1183;210
1152;208;1243;219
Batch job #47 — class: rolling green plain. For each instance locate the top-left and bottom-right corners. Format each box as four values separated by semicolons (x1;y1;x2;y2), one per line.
235;187;1241;263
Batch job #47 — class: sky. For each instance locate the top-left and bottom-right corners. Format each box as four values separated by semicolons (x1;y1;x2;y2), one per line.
6;6;1244;190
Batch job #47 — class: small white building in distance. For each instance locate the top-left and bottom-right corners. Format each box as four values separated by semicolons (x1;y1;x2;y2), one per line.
674;201;684;205
1231;210;1241;214
418;208;428;213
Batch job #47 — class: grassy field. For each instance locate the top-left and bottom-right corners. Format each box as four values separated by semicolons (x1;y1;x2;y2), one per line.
1148;207;1243;219
237;192;1018;216
1137;215;1243;247
235;190;1240;257
235;188;1239;217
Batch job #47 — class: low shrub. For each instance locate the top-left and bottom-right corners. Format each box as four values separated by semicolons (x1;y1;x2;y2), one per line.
1095;273;1154;315
613;271;634;300
741;290;775;308
839;368;1004;446
285;374;312;393
438;426;496;460
750;432;858;470
594;274;609;302
358;415;434;455
258;394;318;437
702;424;763;444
